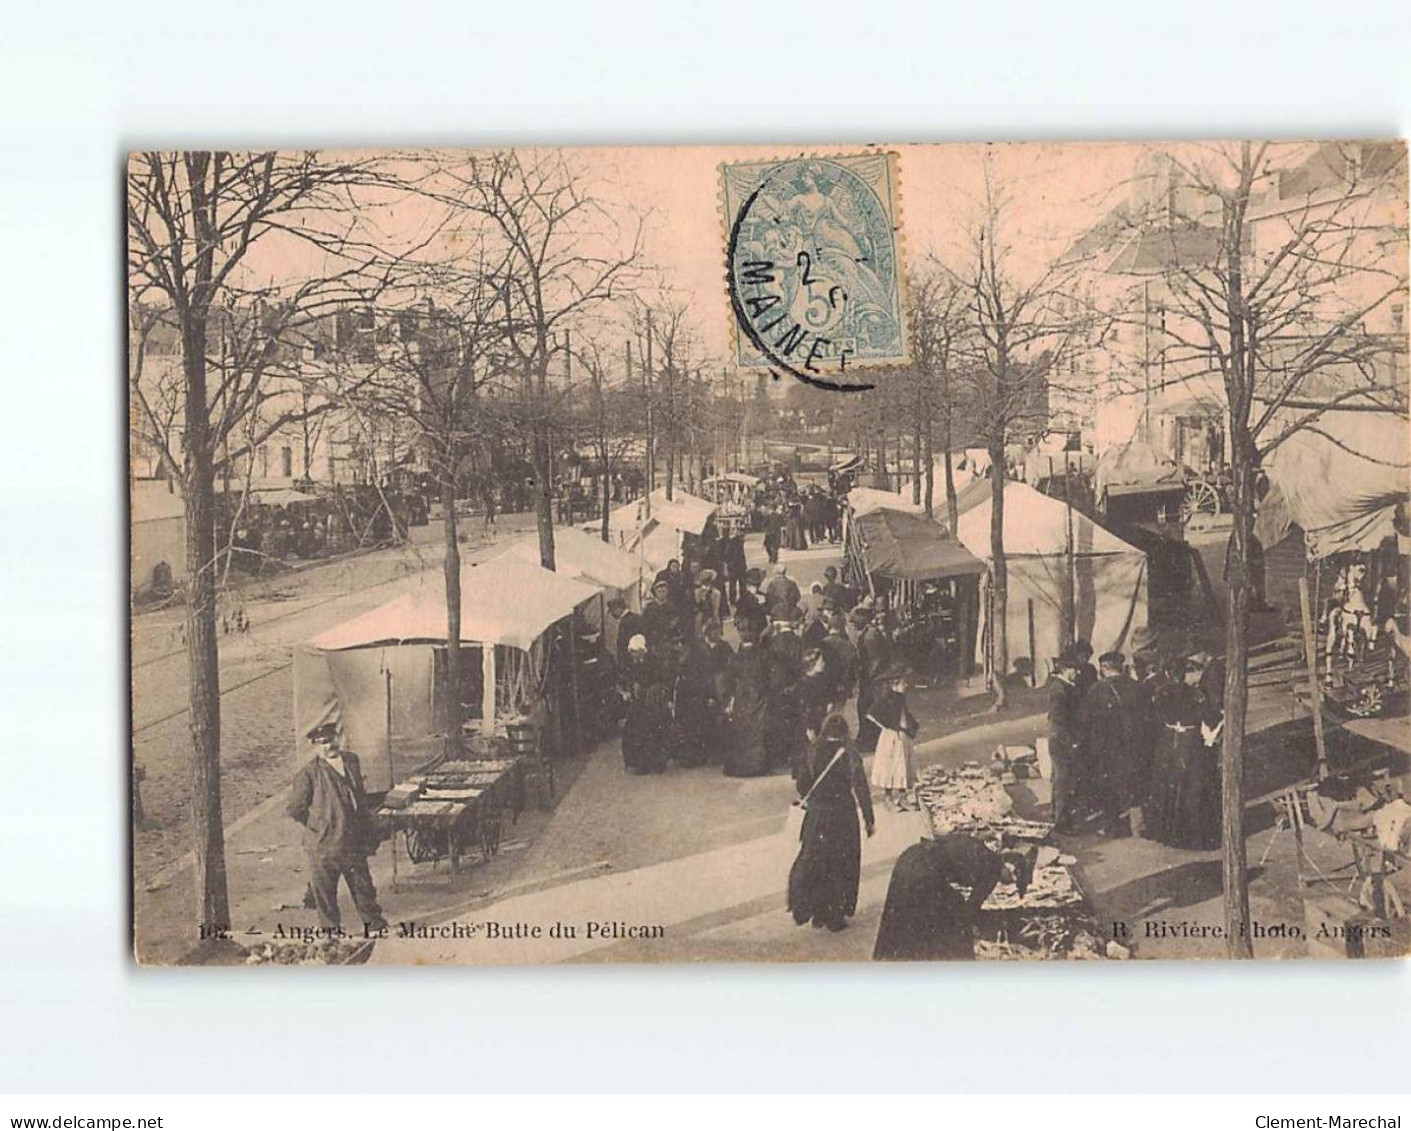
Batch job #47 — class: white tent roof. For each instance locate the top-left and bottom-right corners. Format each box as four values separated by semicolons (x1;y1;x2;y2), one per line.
610;488;718;538
846;486;923;518
493;525;641;592
307;554;601;652
956;479;1138;559
645;487;717;534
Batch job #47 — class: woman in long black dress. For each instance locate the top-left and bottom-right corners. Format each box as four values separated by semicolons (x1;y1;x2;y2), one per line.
620;637;670;774
1145;656;1212;847
723;618;771;777
787;715;875;932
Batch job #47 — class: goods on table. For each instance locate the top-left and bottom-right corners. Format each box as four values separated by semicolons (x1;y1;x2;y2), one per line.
916;763;1017;835
915;762;1105;960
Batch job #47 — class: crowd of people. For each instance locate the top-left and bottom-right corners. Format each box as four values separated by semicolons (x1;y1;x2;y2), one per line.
1046;640;1226;851
753;474;844;563
604;552;904;781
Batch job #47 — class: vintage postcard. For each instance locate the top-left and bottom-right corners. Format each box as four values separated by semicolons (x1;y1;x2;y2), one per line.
128;141;1411;966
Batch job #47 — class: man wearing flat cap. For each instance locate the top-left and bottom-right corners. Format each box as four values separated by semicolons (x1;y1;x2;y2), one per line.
1047;653;1083;833
1078;651;1139;836
287;722;387;933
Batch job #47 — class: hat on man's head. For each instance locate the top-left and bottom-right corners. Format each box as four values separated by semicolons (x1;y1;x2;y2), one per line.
1098;651;1125;670
306;721;339;744
824;566;838;580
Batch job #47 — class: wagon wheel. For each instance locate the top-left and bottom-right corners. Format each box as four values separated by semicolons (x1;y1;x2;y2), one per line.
1182;478;1222;528
1347;682;1385;718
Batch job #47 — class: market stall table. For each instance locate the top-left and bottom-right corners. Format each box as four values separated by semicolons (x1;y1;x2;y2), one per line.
375;757;525;889
916;762;1109;960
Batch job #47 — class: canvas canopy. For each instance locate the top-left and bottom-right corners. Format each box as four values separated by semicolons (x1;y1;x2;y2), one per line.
707;471;760;487
846;486;923;518
493;526;642;597
1094;440;1183;502
296;555;601;791
607;488;718;572
852;508;983;582
309;554;599;653
1259;411;1409;560
955;479;1148;677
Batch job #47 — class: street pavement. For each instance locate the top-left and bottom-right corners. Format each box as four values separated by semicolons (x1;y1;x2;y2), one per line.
131;510;539;881
132;511;1409;965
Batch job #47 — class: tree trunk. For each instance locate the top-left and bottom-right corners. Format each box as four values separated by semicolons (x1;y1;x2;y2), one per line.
600;450;612;543
441;467;463;755
988;433;1008;709
1221;427;1255;958
911;408;922;504
534;416;555;570
530;351;556;570
922;403;935;519
181;328;230;935
943;417;959;536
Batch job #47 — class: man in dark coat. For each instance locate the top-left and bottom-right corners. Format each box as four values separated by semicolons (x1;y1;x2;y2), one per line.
873;833;1004;961
820;610;858;706
723;533;749;606
609;597;646;672
287;723;388;933
1047;654;1083;833
1072;639;1098;702
764;564;802;619
1078;652;1136;836
641;579;683;649
763;506;784;564
821;565;850;613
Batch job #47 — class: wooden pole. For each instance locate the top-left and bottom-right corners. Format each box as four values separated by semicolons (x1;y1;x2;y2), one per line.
1298;576;1331;779
1027;598;1038;688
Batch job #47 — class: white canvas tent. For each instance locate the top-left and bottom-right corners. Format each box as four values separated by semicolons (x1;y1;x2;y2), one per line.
606;488;718;574
955;479;1149;680
846;486;923;518
493;525;644;609
1257;411;1410;560
294;555;601;791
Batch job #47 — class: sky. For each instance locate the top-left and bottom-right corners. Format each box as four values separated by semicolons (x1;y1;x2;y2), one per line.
219;141;1177;375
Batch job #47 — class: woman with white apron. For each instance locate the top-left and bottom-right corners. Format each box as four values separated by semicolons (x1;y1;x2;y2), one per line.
868;664;919;811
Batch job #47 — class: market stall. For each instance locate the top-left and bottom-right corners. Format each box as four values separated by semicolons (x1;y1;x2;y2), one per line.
916;760;1109;960
293;554;603;793
605;487;719;573
844;506;984;677
956;478;1149;684
701;472;759;536
1259;410;1411;721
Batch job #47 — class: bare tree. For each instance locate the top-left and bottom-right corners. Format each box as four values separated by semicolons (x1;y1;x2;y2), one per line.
438;150;642;569
126;151;409;936
341;258;508;753
909;268;970;528
1145;140;1408;957
575;337;646;540
955;162;1091;707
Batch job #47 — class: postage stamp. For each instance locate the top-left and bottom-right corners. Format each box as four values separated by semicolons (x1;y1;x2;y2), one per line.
722;151;908;389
